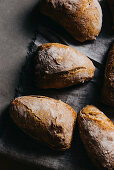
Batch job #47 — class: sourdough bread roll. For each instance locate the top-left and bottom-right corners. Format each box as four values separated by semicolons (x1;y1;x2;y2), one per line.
78;105;114;170
102;42;114;106
10;96;77;151
39;0;102;42
34;43;95;89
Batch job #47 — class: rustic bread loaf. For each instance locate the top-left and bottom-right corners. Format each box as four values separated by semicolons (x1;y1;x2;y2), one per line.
34;43;95;89
102;42;114;106
10;96;77;151
39;0;102;42
78;105;114;169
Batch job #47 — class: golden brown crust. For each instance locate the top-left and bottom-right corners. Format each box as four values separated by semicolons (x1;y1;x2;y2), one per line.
34;43;95;89
39;0;102;42
107;0;114;29
78;105;114;170
10;96;77;151
102;42;114;106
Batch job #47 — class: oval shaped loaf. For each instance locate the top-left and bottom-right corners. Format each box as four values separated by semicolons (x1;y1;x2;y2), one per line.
34;43;95;89
39;0;102;42
102;42;114;106
78;105;114;169
10;96;77;151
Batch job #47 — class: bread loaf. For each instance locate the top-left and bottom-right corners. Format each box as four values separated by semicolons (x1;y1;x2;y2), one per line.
78;105;114;169
39;0;102;42
10;96;77;151
34;43;95;89
102;42;114;106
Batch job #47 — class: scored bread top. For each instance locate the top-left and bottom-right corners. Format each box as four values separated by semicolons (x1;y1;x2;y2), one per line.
12;96;76;123
80;105;114;130
35;43;95;75
78;105;114;169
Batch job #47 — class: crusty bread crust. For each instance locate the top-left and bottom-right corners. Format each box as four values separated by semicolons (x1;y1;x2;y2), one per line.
10;96;77;151
39;0;102;42
102;42;114;106
34;43;95;89
78;105;114;169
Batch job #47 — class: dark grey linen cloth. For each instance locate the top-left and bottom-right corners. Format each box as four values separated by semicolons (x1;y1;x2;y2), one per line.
0;0;113;170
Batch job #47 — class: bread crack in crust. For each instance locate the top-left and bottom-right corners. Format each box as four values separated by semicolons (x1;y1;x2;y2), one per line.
34;43;95;89
10;96;77;151
40;0;102;42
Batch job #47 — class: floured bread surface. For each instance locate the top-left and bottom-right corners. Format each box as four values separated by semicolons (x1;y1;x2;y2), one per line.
34;43;95;89
40;0;102;42
10;96;77;151
78;105;114;169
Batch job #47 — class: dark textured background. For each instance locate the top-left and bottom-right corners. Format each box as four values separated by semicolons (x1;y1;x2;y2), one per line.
0;0;113;169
